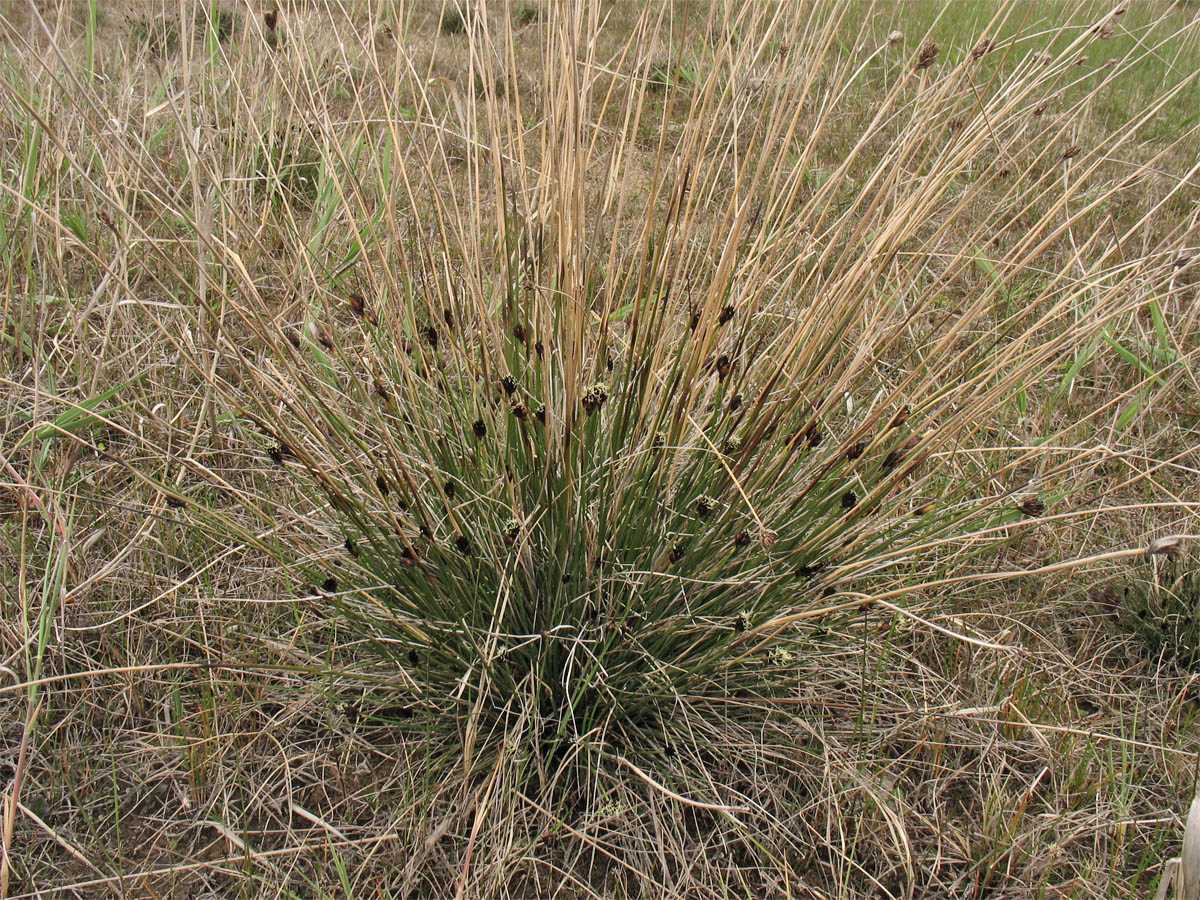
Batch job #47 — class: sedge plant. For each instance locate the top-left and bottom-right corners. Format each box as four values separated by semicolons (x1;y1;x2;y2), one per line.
3;0;1199;894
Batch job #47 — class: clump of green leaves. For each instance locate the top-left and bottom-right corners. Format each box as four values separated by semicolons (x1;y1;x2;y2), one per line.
1121;556;1200;669
78;0;1189;858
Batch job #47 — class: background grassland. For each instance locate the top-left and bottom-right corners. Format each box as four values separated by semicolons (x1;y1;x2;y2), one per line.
1;1;1200;898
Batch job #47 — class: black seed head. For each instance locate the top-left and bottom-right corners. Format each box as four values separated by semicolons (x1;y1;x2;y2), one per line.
689;308;701;331
376;474;390;496
805;426;824;448
408;648;419;666
729;394;742;412
846;440;866;461
166;494;186;509
734;613;749;633
669;543;685;563
424;326;438;348
915;41;938;71
734;530;751;548
454;535;471;554
695;495;717;517
504;517;521;542
472;419;487;438
322;576;338;592
718;304;735;325
722;435;742;456
534;340;544;358
419;525;432;539
535;404;546;424
443;307;454;328
796;562;826;580
1019;496;1045;517
318;329;334;350
889;406;911;429
344;537;359;557
348;292;365;316
883;450;902;471
652;431;666;449
715;355;731;381
501;375;517;395
581;384;608;414
512;323;527;343
443;480;456;498
511;398;528;420
841;490;857;510
284;328;301;348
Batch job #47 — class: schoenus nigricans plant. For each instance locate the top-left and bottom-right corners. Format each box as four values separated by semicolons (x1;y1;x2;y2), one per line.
140;5;1183;878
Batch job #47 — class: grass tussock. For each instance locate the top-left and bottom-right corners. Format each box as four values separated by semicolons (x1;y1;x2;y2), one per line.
1;0;1200;897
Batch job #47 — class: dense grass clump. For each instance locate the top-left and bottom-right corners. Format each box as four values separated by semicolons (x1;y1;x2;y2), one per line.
3;0;1200;895
1122;555;1200;670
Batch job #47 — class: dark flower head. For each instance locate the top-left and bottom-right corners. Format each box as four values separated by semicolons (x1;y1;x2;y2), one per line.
722;435;742;455
846;440;866;461
408;648;420;667
376;474;390;496
1018;496;1044;517
694;495;717;517
424;325;438;348
348;292;365;316
472;418;487;438
889;406;911;429
503;517;521;542
715;355;731;381
443;480;456;498
668;542;685;563
511;398;529;420
796;561;826;580
344;537;359;557
166;494;186;509
841;490;857;509
322;576;338;592
443;307;454;328
268;446;284;464
718;304;735;325
581;383;608;414
512;323;527;343
454;535;471;554
734;530;751;548
501;375;518;395
915;41;938;70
